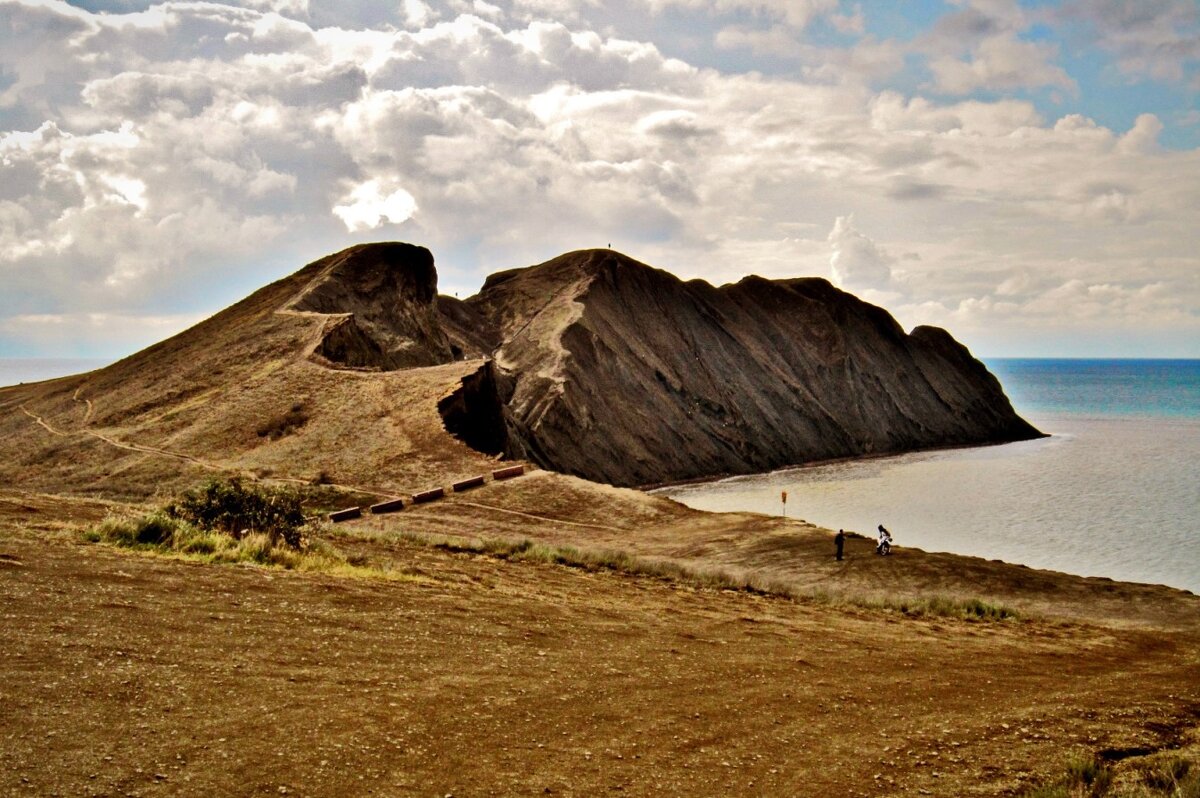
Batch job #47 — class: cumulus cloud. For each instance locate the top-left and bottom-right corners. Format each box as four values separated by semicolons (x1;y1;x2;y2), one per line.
641;0;840;30
1058;0;1200;83
333;180;419;231
928;35;1075;95
827;215;897;293
919;0;1075;95
0;0;1197;358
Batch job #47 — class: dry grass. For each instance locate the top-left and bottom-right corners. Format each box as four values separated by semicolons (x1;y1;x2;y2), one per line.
81;512;429;582
376;528;1021;622
1024;753;1200;798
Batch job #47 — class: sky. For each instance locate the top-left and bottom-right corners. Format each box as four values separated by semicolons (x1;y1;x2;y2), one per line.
0;0;1197;359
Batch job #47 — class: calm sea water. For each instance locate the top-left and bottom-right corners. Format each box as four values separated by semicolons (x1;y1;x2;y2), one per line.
658;360;1200;593
0;358;113;389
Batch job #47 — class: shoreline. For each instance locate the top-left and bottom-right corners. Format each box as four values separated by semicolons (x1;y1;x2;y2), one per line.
652;415;1199;596
638;435;1047;492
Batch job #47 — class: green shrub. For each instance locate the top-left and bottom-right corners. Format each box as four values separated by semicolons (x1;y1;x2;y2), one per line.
1066;756;1113;795
168;478;306;548
84;514;346;573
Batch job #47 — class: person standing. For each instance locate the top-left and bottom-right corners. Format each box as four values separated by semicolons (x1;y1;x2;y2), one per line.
835;529;845;561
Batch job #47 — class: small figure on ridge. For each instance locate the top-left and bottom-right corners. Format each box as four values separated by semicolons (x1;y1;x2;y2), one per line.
876;524;892;556
835;528;845;561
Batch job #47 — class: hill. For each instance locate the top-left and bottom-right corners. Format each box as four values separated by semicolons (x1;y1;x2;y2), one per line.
0;242;1038;497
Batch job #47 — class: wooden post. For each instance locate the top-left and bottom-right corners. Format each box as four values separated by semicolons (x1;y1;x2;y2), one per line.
492;465;525;481
781;490;787;519
411;487;445;505
452;475;486;493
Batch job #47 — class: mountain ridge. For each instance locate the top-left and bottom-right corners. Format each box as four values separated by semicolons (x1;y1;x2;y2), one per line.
440;246;1043;486
0;242;1041;496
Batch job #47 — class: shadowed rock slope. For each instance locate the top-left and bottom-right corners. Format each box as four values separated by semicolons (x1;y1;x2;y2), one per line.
442;249;1042;486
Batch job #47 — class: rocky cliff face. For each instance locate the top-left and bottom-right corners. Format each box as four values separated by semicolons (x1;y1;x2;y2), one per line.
270;242;1040;486
289;242;463;369
439;248;1043;486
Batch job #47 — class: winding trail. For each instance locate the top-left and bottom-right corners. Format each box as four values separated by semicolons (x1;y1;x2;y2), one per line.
447;500;630;533
19;406;71;438
85;430;226;472
71;387;94;424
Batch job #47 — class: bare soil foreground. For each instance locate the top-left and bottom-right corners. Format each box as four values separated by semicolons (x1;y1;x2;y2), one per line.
2;489;1199;798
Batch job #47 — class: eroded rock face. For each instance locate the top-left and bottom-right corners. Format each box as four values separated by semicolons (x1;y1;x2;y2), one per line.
290;243;460;369
293;243;1041;486
443;249;1043;486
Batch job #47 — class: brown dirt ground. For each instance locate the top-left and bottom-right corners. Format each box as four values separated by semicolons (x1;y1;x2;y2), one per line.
2;498;1199;798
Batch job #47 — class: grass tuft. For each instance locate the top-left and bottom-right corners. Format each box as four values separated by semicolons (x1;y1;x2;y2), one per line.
83;511;436;584
1022;752;1200;798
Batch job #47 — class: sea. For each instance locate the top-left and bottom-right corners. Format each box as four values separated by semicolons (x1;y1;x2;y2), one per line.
657;360;1200;594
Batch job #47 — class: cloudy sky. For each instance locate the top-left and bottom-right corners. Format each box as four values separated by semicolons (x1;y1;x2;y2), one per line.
1;0;1197;359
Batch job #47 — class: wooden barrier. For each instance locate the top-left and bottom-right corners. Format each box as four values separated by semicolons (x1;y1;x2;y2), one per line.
328;506;362;523
492;464;524;480
411;487;445;504
451;475;486;493
369;498;406;515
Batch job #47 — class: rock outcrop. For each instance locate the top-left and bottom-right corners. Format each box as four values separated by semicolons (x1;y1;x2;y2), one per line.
289;242;462;369
439;248;1043;486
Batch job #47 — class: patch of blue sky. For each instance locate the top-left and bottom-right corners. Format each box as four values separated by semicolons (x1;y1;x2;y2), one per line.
859;0;951;43
1050;47;1200;150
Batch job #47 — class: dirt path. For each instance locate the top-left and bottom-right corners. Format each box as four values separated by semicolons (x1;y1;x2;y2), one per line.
1;532;1197;798
72;387;95;424
454;499;634;533
18;405;72;438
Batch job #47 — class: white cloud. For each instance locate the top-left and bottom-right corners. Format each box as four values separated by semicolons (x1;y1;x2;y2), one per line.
0;0;1196;358
929;34;1075;95
1118;113;1164;153
640;0;839;30
332;180;419;231
0;310;206;356
1059;0;1200;83
827;215;897;292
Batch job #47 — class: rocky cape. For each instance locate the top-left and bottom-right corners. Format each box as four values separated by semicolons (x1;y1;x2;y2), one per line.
292;243;1041;487
0;242;1040;494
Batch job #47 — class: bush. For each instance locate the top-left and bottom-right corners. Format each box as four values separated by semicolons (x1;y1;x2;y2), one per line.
1065;756;1113;796
1022;756;1114;798
168;478;306;548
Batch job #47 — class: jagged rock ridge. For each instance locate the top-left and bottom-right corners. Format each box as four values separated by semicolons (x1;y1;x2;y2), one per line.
436;248;1043;487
